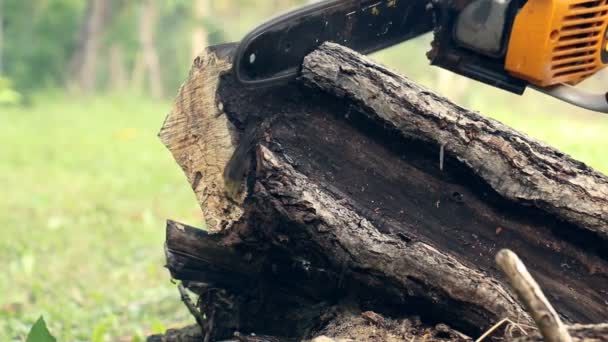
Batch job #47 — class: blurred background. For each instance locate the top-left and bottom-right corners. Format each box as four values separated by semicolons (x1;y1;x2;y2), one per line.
1;0;606;341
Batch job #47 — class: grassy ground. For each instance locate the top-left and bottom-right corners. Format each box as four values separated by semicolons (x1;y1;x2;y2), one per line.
1;86;607;341
0;94;202;341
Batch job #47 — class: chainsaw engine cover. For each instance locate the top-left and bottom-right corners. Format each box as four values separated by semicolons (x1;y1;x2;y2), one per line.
506;0;608;86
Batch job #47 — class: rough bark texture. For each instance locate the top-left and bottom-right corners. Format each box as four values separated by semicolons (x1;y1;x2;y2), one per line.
0;0;4;74
157;43;608;341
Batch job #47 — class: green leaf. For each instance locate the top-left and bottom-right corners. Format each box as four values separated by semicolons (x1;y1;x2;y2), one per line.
26;316;56;342
150;319;167;335
91;319;111;342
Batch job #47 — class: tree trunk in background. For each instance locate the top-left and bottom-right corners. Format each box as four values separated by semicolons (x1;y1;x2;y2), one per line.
69;0;110;93
108;43;127;92
0;0;4;75
191;0;209;61
138;0;163;99
130;53;145;94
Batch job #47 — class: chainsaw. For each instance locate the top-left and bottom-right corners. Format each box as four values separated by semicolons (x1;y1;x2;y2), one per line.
233;0;608;113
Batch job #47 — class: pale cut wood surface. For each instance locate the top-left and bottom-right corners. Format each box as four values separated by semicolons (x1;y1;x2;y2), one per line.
159;44;242;232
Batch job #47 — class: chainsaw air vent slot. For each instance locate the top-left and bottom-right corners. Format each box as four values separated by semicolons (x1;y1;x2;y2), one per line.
570;0;603;9
549;0;608;82
558;30;601;41
552;58;595;68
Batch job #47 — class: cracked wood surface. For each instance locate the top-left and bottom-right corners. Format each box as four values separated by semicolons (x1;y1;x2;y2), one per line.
254;144;530;329
301;42;608;242
159;44;243;232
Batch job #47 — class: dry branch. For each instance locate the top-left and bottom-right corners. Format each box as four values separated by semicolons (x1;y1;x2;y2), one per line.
496;249;572;342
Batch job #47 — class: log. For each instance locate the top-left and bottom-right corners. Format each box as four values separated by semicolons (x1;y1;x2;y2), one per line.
157;42;608;341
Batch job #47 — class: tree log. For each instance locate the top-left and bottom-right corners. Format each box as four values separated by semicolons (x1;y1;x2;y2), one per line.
157;43;608;341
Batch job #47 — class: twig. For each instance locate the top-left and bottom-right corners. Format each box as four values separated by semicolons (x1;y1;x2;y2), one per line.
476;318;510;342
475;317;532;342
178;282;205;327
496;249;573;342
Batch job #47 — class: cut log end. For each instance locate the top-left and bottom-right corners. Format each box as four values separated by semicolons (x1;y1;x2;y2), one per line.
158;43;244;232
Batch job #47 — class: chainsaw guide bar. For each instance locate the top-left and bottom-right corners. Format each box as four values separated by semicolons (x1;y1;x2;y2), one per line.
234;0;434;87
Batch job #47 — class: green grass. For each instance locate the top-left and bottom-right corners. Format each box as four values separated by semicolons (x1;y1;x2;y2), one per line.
0;94;202;341
1;82;608;341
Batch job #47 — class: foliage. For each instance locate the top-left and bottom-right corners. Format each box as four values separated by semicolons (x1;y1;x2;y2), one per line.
2;0;85;92
25;317;56;342
0;0;298;96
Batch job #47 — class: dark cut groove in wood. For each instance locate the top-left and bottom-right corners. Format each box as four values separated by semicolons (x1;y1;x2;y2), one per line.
301;42;608;243
252;145;530;332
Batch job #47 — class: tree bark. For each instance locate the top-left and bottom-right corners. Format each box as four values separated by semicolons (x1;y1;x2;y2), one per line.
108;43;127;92
0;0;4;75
157;43;608;341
